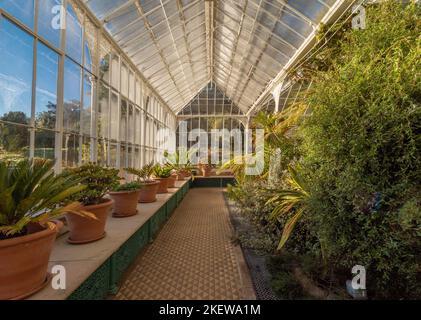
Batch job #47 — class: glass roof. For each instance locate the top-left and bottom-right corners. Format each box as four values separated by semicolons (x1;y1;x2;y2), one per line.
83;0;339;113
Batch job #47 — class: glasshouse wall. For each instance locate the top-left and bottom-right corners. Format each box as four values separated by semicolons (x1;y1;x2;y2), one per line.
0;0;177;172
176;82;246;156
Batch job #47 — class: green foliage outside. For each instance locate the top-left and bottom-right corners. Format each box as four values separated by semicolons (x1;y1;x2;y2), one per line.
62;163;120;206
227;2;420;299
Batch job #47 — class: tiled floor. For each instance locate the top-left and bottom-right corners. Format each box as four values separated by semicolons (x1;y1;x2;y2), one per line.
114;188;256;300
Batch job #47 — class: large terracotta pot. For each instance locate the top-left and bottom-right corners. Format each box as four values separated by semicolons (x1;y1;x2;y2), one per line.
109;190;141;218
0;221;62;300
155;177;170;194
138;181;160;203
66;199;113;244
168;174;177;188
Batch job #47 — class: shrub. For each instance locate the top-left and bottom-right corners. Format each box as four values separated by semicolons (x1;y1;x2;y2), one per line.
298;1;421;299
62;163;120;206
268;255;304;299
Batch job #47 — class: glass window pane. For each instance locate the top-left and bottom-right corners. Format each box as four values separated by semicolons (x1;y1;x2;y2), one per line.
98;83;109;138
96;138;107;166
63;58;81;133
135;108;141;145
34;128;55;159
111;53;119;89
128;104;134;143
110;92;119;140
134;147;140;169
62;133;79;167
121;63;128;97
120;100;127;142
0;122;30;161
81;135;90;163
135;80;141;105
65;4;82;64
84;18;97;73
35;43;58;130
127;145;133;168
0;18;33;123
109;142;117;167
84;41;93;73
129;71;135;102
0;0;35;29
82;71;93;135
38;0;62;48
120;143;126;168
99;39;111;83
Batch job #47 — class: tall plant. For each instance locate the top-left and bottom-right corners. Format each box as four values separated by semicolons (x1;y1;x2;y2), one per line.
297;1;421;298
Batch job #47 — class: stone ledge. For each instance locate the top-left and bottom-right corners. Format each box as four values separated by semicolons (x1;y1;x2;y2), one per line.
29;179;190;300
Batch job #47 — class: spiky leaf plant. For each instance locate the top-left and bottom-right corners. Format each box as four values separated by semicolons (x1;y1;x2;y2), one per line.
0;159;87;239
153;165;172;178
125;162;156;183
267;166;311;250
163;149;194;174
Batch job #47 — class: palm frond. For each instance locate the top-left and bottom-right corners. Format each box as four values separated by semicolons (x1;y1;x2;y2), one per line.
267;165;311;250
0;159;87;237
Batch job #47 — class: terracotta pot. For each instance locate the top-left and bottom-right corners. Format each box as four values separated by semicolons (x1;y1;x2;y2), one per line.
168;174;177;188
0;221;62;300
155;177;170;194
201;165;212;177
177;171;186;181
138;181;160;203
66;199;113;244
109;190;141;218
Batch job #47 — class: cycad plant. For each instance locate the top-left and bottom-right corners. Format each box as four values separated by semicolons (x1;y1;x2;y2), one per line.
153;165;172;178
125;162;156;183
163;149;194;174
267;165;311;250
0;159;87;239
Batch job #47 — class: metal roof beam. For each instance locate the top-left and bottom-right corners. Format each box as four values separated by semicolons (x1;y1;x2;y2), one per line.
205;0;216;82
247;0;352;116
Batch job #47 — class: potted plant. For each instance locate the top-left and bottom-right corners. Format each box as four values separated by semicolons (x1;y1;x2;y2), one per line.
153;165;172;194
164;150;194;181
167;169;178;188
109;181;142;218
125;163;160;203
198;160;213;177
0;159;88;299
62;163;120;244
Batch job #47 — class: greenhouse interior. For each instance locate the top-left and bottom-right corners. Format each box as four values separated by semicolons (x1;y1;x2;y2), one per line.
0;0;419;304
